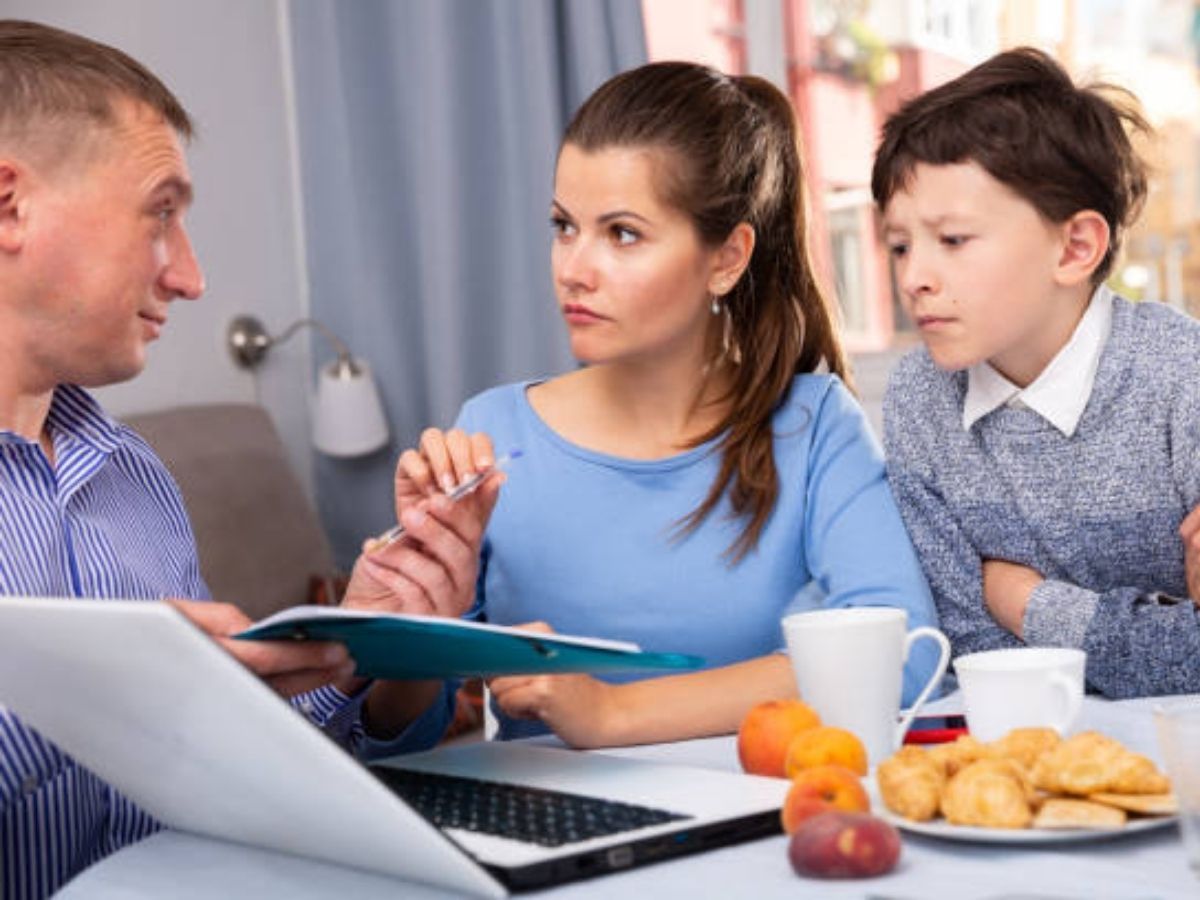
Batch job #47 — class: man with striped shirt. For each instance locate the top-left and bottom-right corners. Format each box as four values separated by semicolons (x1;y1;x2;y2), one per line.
0;21;493;898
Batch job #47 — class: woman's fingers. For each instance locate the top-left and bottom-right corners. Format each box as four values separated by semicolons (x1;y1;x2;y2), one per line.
396;447;438;502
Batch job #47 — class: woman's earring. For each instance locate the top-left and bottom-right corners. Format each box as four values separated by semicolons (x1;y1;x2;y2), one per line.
710;294;722;316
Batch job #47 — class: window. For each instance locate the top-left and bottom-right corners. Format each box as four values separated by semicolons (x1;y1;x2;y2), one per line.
828;206;869;334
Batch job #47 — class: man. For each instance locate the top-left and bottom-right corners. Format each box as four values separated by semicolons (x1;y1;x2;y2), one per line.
0;20;494;898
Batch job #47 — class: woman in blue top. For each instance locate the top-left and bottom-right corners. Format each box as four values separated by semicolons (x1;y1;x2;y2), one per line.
378;61;940;747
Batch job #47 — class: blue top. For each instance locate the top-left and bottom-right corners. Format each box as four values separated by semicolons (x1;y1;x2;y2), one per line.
448;374;941;739
0;386;436;899
885;296;1200;698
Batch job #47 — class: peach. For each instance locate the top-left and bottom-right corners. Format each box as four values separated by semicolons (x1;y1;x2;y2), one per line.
784;726;869;777
787;811;901;879
780;794;835;834
781;763;871;833
737;699;821;778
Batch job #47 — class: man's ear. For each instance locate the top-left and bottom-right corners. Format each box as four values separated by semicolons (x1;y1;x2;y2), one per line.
707;222;755;297
0;161;26;254
1054;210;1109;287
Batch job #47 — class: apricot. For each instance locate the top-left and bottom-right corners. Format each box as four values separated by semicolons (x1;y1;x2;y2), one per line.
784;725;869;777
781;763;870;833
780;794;835;834
737;699;821;778
787;810;901;879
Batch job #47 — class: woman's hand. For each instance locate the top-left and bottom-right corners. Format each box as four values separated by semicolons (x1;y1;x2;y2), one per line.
395;427;501;514
487;622;625;749
342;427;501;620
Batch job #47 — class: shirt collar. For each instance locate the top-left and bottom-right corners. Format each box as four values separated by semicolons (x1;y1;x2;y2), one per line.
44;385;126;454
962;285;1114;436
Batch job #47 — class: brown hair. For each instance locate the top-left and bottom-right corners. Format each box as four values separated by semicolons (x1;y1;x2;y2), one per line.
0;19;193;164
871;46;1149;284
563;61;850;562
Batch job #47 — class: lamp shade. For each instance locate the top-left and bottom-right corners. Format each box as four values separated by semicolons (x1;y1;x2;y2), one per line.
310;358;389;457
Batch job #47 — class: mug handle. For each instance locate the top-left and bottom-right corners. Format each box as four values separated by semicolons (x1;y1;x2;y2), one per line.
893;626;952;752
1045;671;1082;735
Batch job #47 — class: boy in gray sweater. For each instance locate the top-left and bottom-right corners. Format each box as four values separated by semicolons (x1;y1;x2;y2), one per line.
873;47;1200;698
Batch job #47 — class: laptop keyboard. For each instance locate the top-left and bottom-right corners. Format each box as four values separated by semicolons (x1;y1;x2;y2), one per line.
373;767;692;847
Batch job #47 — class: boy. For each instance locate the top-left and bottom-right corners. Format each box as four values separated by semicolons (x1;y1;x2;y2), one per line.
873;47;1200;698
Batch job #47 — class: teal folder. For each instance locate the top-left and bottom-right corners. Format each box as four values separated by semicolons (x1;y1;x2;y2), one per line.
236;606;704;680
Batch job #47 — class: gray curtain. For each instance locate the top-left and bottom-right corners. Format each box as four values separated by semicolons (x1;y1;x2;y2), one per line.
287;0;646;566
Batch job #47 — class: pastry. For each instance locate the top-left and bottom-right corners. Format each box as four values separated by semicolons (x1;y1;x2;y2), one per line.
877;746;944;822
941;759;1034;829
1031;731;1170;796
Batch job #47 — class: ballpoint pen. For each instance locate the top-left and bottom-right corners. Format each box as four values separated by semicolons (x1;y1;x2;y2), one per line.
366;449;523;551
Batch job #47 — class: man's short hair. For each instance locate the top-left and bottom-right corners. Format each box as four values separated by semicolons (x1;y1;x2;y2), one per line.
871;46;1150;284
0;19;193;163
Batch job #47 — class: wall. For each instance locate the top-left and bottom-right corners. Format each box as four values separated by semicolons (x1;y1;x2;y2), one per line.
641;0;742;72
0;0;315;495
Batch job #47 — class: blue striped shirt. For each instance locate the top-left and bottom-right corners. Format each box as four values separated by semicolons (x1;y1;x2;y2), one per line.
0;386;386;899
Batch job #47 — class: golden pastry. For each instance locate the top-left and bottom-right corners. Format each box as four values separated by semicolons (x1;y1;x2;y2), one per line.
1088;791;1179;815
877;746;944;822
1031;731;1170;796
927;734;989;777
941;759;1034;829
987;727;1061;770
1032;797;1126;829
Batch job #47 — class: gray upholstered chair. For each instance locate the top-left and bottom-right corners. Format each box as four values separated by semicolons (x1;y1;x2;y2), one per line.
125;403;338;621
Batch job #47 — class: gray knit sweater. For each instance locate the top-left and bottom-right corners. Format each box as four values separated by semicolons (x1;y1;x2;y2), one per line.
884;295;1200;698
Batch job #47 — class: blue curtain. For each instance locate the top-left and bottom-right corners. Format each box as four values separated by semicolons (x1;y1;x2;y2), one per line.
287;0;646;566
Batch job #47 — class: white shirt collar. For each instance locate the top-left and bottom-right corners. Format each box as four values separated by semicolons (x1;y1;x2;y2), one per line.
962;286;1114;436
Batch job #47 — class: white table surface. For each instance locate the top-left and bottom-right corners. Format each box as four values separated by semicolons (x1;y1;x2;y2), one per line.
57;694;1200;900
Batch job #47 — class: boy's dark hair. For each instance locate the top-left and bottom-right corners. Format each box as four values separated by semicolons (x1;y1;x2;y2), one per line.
871;46;1149;284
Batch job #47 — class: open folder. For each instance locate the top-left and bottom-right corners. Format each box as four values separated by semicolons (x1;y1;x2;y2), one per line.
237;606;704;680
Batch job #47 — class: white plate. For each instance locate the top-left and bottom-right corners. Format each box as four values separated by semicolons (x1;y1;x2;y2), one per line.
878;808;1178;845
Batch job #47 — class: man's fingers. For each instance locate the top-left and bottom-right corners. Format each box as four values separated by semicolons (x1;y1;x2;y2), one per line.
220;636;349;678
167;598;251;637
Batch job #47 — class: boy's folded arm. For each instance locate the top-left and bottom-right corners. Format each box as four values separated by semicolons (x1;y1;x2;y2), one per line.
1046;583;1200;699
886;464;1022;658
1022;579;1097;648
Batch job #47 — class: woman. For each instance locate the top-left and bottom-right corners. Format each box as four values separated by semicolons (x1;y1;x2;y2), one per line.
370;62;940;747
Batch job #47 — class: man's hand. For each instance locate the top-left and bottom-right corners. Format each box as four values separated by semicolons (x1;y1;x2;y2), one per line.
168;599;354;697
982;559;1044;639
1181;503;1200;607
487;622;623;749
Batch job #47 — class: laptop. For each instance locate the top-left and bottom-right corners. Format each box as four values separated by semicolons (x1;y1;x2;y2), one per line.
0;597;787;897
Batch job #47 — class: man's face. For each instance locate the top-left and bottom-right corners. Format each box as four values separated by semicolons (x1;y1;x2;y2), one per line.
14;100;203;389
881;161;1075;387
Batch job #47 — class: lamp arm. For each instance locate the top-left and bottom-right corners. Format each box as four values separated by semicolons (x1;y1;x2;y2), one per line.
271;317;354;364
228;314;361;375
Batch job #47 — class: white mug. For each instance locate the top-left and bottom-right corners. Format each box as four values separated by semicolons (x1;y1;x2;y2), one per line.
781;607;951;766
954;647;1085;742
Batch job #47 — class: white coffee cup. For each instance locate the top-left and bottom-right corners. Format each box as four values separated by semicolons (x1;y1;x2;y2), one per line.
781;607;951;766
954;647;1085;742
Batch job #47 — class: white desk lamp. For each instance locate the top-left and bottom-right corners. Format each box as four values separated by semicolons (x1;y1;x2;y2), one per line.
227;315;389;458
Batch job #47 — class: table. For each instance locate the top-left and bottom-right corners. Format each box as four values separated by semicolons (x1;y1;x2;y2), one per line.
57;695;1199;899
